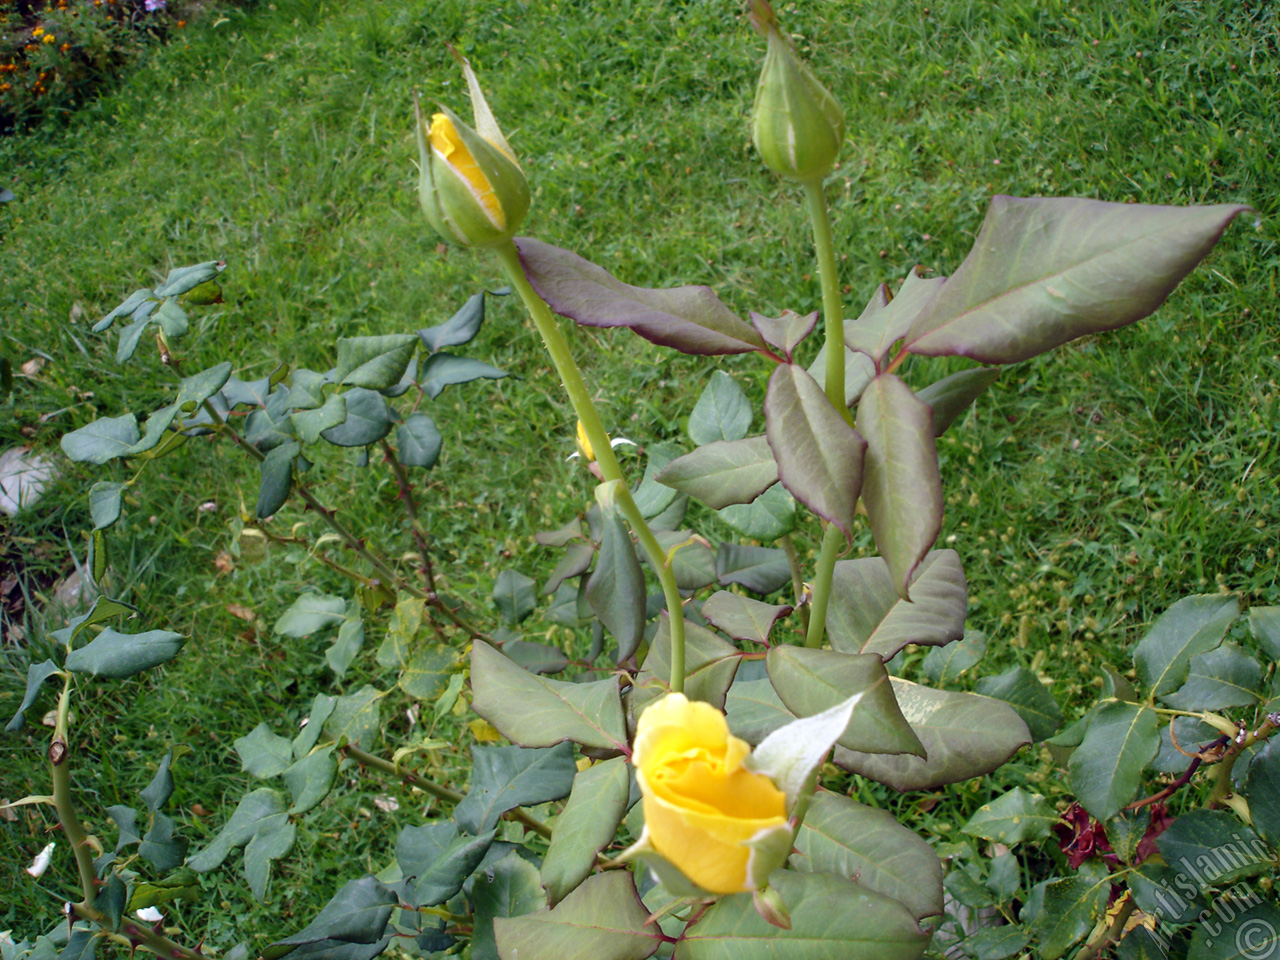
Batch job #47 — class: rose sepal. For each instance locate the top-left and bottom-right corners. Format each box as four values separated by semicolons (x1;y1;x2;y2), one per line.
745;689;866;810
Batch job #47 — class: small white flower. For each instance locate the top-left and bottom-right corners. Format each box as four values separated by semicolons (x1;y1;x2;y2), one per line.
136;907;164;923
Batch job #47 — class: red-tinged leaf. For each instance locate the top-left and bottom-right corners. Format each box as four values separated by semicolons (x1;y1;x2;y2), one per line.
903;196;1251;364
765;362;865;537
516;237;768;356
855;373;942;598
846;268;945;368
750;309;817;360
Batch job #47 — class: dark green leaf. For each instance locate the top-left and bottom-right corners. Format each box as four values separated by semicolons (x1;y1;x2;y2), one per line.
494;569;537;625
631;442;682;519
6;659;60;732
826;550;967;660
187;787;288;873
496;871;661;960
294;695;338;758
649;529;718;591
285;369;330;410
398;822;495;908
503;639;571;675
516;237;767;356
587;508;646;661
765;362;865;537
1245;738;1280;847
155;298;188;338
716;543;790;595
454;743;577;834
915;367;1002;437
1133;594;1239;697
236;723;294;779
1160;643;1263;711
1068;701;1160;820
418;291;487;351
115;315;154;362
138;811;187;872
333;335;418;390
320;388;392;446
834;679;1031;790
792;792;943;921
961;787;1058;845
140;748;177;812
94;288;153;332
65;628;184;678
903;197;1249;364
472;641;626;749
273;876;397;947
255;440;298;519
107;805;141;851
471;851;548;960
1031;861;1112;960
273;593;346;638
689;371;752;445
542;756;630;905
61;414;140;464
284;745;337;815
397;413;443;468
1150;716;1221;774
1249;606;1280;661
767;646;924;756
856;372;943;598
960;926;1030;960
921;631;987;685
419;352;507;399
678;870;932;960
543;542;594;596
1187;899;1280;960
291;394;347;444
1156;811;1271;887
974;666;1063;742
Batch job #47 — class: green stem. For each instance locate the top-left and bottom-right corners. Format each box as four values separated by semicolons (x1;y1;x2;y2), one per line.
803;178;851;427
71;903;204;960
1210;716;1276;815
494;241;686;693
778;534;810;637
804;524;843;648
50;678;98;910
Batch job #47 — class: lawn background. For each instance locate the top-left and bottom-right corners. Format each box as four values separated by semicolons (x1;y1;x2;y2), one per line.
2;0;1276;946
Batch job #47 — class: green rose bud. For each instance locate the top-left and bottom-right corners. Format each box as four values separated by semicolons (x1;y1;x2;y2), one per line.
749;0;845;183
415;52;530;248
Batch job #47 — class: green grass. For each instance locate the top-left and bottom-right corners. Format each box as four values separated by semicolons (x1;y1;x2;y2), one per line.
1;0;1277;947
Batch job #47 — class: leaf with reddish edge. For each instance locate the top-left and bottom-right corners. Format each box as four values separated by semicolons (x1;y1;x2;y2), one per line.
765;362;866;538
902;196;1251;364
515;237;769;357
845;268;945;368
825;551;966;660
750;309;817;361
856;372;942;598
702;591;793;645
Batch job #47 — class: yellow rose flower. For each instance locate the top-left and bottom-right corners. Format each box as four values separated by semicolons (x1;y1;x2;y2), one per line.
633;693;789;894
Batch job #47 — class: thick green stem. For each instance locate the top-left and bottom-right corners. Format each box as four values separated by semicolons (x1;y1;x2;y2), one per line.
803;178;851;427
494;241;686;692
71;903;205;960
50;679;98;910
804;523;843;648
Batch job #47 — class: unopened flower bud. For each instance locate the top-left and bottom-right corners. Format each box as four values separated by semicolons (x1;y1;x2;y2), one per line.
749;0;845;183
415;53;530;248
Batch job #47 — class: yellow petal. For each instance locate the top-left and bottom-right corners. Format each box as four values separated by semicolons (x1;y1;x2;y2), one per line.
428;113;504;229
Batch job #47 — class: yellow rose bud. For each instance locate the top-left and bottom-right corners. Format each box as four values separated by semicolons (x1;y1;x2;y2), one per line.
749;0;845;183
633;693;789;894
414;52;530;248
